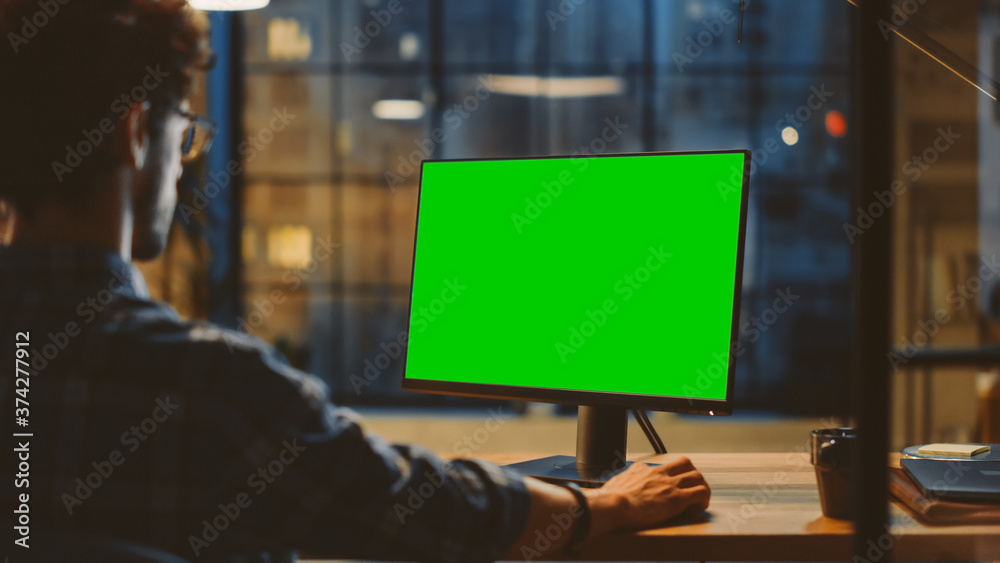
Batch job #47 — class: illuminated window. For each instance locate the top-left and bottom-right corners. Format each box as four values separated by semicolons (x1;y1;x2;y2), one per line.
266;225;312;269
267;18;311;61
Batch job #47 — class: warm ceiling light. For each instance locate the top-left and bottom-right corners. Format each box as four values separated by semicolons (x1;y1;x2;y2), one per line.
189;0;270;11
781;126;799;146
490;75;625;98
372;99;426;120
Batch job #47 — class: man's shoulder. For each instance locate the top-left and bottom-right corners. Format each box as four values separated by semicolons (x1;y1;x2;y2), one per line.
95;296;324;400
118;303;247;348
98;294;260;354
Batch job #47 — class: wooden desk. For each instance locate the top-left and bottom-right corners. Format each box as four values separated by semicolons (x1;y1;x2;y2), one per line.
482;452;1000;561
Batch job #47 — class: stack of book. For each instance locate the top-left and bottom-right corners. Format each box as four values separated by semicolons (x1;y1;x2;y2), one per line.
890;443;1000;524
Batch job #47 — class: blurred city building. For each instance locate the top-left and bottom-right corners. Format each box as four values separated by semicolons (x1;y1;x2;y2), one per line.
230;0;854;413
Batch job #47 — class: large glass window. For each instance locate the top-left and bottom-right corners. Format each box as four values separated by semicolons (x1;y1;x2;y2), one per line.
238;0;854;413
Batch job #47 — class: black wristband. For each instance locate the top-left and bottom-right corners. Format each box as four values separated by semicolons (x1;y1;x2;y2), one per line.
560;481;591;556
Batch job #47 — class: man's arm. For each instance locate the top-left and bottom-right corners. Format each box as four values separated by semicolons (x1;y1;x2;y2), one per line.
209;338;708;561
207;340;536;562
506;457;711;559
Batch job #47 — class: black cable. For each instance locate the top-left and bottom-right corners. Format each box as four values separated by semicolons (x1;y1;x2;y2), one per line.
633;409;665;454
641;411;667;454
631;409;666;454
737;0;745;43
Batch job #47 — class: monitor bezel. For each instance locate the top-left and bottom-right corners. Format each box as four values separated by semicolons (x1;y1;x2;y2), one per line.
401;149;751;416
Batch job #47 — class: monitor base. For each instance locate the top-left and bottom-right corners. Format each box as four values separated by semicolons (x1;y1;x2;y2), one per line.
504;454;634;487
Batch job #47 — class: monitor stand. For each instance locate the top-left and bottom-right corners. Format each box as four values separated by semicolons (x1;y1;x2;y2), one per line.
504;405;636;487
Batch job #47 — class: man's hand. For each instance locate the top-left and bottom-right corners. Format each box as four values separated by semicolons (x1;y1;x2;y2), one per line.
586;456;711;536
507;456;710;559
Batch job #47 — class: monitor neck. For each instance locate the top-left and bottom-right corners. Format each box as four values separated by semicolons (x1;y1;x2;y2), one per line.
575;405;628;480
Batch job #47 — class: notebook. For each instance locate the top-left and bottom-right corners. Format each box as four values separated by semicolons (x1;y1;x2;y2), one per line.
901;458;1000;503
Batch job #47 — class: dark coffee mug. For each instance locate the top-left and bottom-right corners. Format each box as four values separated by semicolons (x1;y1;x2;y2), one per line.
810;427;855;519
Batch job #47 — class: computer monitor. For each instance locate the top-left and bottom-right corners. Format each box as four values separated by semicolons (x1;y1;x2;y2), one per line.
402;150;751;483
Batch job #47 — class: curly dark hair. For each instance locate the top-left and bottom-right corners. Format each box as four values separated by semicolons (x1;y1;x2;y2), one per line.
0;0;212;218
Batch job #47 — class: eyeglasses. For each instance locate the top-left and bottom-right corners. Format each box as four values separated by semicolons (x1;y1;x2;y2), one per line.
172;108;217;163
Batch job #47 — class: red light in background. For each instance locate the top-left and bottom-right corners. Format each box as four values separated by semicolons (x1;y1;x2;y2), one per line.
825;110;847;138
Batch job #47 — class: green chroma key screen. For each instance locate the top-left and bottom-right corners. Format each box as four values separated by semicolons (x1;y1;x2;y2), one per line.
403;151;748;406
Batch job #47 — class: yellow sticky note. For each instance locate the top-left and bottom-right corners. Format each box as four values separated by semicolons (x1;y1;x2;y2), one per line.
917;443;990;456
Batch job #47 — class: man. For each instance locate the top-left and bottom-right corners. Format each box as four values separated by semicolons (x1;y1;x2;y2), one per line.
0;1;710;561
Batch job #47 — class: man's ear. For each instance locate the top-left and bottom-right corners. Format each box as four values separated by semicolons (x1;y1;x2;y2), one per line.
0;199;15;245
124;101;151;170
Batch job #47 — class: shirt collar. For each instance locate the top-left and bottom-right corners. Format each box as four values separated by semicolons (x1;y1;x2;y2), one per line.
0;243;150;300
